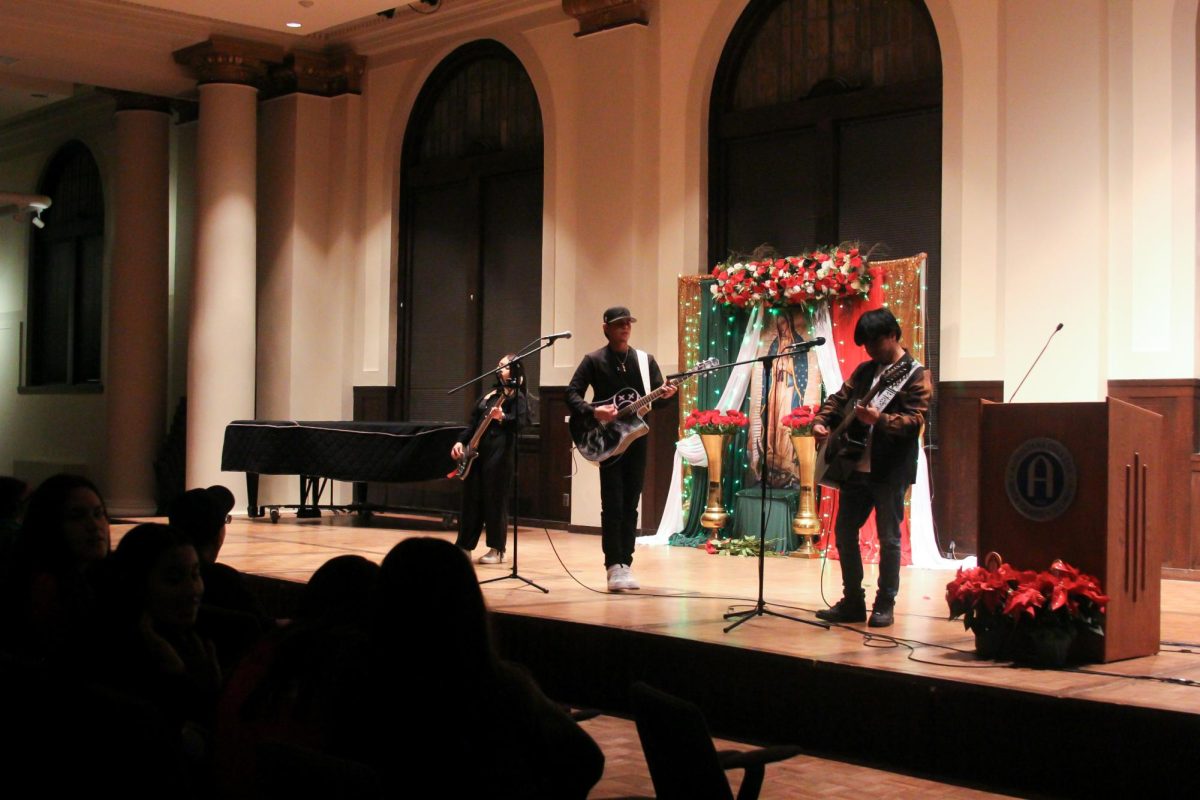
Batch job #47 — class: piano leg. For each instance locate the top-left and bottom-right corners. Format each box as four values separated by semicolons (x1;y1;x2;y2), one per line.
246;473;262;517
298;475;323;518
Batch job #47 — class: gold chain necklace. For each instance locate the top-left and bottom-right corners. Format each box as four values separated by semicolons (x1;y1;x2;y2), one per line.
615;348;630;373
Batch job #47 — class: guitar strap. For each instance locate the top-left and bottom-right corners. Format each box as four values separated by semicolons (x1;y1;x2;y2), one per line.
867;355;922;413
636;349;651;397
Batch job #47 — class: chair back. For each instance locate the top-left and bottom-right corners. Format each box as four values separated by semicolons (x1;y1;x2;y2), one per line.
630;681;734;800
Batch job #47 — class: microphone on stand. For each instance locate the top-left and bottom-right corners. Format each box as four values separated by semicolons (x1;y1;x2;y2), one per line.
784;337;826;352
543;331;572;341
1007;323;1064;403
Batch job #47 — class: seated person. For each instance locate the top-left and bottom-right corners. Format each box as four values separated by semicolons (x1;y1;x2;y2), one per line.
170;485;270;669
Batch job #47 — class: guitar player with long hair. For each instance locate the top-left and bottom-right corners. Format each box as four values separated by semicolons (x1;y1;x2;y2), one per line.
452;354;530;565
566;307;677;592
811;308;931;628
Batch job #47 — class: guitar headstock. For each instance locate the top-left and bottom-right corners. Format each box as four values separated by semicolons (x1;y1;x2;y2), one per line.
693;357;719;372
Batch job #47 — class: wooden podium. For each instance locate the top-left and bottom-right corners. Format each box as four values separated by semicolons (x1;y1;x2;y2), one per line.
978;397;1162;662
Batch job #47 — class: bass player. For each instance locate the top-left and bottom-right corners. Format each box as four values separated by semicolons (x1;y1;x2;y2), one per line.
566;306;677;591
452;354;530;564
811;308;930;628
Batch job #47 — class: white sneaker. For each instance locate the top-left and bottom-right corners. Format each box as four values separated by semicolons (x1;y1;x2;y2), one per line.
621;564;640;590
607;564;624;591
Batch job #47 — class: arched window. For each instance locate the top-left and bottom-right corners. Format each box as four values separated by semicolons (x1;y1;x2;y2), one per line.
399;41;544;422
710;0;942;391
25;141;105;389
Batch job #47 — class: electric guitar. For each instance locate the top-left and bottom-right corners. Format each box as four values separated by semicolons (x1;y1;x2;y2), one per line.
570;357;719;464
814;356;917;489
447;390;508;480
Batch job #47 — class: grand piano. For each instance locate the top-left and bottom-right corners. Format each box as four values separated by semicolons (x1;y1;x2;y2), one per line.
221;419;466;521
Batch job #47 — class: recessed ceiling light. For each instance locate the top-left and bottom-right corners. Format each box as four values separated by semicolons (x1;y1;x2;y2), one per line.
286;21;303;29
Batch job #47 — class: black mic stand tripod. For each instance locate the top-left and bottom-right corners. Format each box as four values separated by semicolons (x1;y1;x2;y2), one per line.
721;341;830;634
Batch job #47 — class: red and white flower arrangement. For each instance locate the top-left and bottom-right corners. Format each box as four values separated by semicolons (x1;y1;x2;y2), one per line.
709;245;871;308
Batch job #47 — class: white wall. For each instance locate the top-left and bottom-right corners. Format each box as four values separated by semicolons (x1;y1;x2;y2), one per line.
0;94;114;485
936;0;1199;399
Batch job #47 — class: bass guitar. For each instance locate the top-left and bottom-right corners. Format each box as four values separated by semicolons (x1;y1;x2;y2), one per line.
813;356;917;489
571;357;719;465
447;390;507;480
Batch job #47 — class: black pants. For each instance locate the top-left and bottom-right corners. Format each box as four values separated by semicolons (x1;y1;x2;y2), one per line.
455;436;514;552
832;472;905;606
599;437;647;568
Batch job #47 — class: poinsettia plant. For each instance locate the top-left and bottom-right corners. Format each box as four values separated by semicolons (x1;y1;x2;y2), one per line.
709;244;872;308
946;559;1109;636
780;405;818;435
683;408;749;435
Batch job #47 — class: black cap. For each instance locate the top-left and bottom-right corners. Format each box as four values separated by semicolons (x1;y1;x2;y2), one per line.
603;306;637;324
168;485;235;547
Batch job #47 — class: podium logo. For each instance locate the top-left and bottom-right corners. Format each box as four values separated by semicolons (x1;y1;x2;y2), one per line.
1004;437;1077;521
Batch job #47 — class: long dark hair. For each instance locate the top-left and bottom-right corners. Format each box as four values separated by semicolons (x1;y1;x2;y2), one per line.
16;474;107;570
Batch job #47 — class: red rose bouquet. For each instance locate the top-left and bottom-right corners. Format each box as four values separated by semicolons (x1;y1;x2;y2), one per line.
779;405;818;435
683;408;749;436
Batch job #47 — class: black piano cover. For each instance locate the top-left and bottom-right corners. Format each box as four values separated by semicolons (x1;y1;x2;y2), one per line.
221;420;466;483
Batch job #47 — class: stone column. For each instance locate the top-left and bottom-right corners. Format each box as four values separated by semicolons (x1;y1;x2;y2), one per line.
104;93;172;515
175;38;283;509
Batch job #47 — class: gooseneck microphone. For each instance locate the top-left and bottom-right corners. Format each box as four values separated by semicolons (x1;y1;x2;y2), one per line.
543;331;572;341
1007;323;1064;403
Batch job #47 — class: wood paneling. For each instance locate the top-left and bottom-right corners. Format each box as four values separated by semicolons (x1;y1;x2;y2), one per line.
931;380;1002;556
527;386;572;526
642;397;680;534
1108;379;1200;574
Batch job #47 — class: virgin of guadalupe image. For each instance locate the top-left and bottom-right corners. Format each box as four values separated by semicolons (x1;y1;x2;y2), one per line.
748;308;824;488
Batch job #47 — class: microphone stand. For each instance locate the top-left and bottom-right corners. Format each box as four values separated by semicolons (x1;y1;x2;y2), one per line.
450;338;558;594
722;342;830;634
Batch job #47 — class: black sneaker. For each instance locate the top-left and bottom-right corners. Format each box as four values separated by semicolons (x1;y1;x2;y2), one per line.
815;598;867;623
868;605;895;628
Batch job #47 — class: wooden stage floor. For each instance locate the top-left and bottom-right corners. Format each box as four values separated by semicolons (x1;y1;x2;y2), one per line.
162;512;1200;718
115;512;1200;796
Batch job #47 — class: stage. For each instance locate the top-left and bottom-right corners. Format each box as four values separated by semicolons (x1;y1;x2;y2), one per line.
116;512;1200;798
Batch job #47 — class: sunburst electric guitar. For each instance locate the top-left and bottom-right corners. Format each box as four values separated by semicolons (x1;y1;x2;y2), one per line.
570;357;719;464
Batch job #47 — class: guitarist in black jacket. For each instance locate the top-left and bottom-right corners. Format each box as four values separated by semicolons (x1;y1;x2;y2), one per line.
811;309;931;628
566;307;676;592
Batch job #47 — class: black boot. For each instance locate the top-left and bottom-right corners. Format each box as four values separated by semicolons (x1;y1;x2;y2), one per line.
868;600;895;628
816;596;867;623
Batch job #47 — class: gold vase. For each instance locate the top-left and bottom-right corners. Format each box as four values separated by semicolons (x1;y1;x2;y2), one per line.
699;433;729;531
789;433;822;557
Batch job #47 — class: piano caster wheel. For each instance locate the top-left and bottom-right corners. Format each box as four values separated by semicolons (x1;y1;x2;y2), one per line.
269;508;280;524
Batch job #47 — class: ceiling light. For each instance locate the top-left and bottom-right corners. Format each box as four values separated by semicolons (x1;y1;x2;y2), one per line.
286;21;302;28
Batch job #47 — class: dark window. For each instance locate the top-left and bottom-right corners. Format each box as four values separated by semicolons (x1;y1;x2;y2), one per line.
25;141;105;389
399;41;543;422
710;0;941;432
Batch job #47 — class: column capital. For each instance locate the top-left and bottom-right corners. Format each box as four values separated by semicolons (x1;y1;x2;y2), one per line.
173;36;286;87
562;0;648;36
106;90;173;114
270;49;366;98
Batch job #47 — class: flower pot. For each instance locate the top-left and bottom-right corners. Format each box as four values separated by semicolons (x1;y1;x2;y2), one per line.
973;627;1010;660
1012;626;1076;668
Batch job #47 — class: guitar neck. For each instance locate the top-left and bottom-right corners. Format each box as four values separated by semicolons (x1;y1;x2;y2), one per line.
619;377;681;419
468;394;506;448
